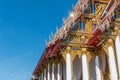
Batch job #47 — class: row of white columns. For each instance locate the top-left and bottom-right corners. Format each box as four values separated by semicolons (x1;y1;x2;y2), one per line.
38;36;120;80
66;36;120;80
39;63;60;80
66;53;102;80
38;55;100;80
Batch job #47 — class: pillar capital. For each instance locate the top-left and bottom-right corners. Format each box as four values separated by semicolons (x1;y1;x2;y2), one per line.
107;38;114;47
114;27;119;32
81;48;92;62
81;48;88;55
46;58;50;64
65;46;72;54
81;48;87;52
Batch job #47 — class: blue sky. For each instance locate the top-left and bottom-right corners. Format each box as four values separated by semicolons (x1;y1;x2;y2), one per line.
0;0;77;80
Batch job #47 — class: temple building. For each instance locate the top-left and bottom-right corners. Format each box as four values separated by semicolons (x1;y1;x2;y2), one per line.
32;0;120;80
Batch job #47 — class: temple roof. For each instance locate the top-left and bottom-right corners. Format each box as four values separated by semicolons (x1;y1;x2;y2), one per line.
33;0;120;75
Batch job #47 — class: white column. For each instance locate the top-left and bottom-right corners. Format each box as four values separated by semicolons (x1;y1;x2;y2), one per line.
108;46;118;80
44;69;46;80
41;73;43;80
115;36;120;77
57;63;60;80
47;64;50;80
66;53;72;80
52;63;55;80
82;54;89;80
95;56;101;80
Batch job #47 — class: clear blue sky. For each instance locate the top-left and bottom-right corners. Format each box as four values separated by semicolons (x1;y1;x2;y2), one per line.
0;0;77;80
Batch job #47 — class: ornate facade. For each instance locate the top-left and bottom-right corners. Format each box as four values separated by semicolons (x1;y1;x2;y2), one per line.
32;0;120;80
